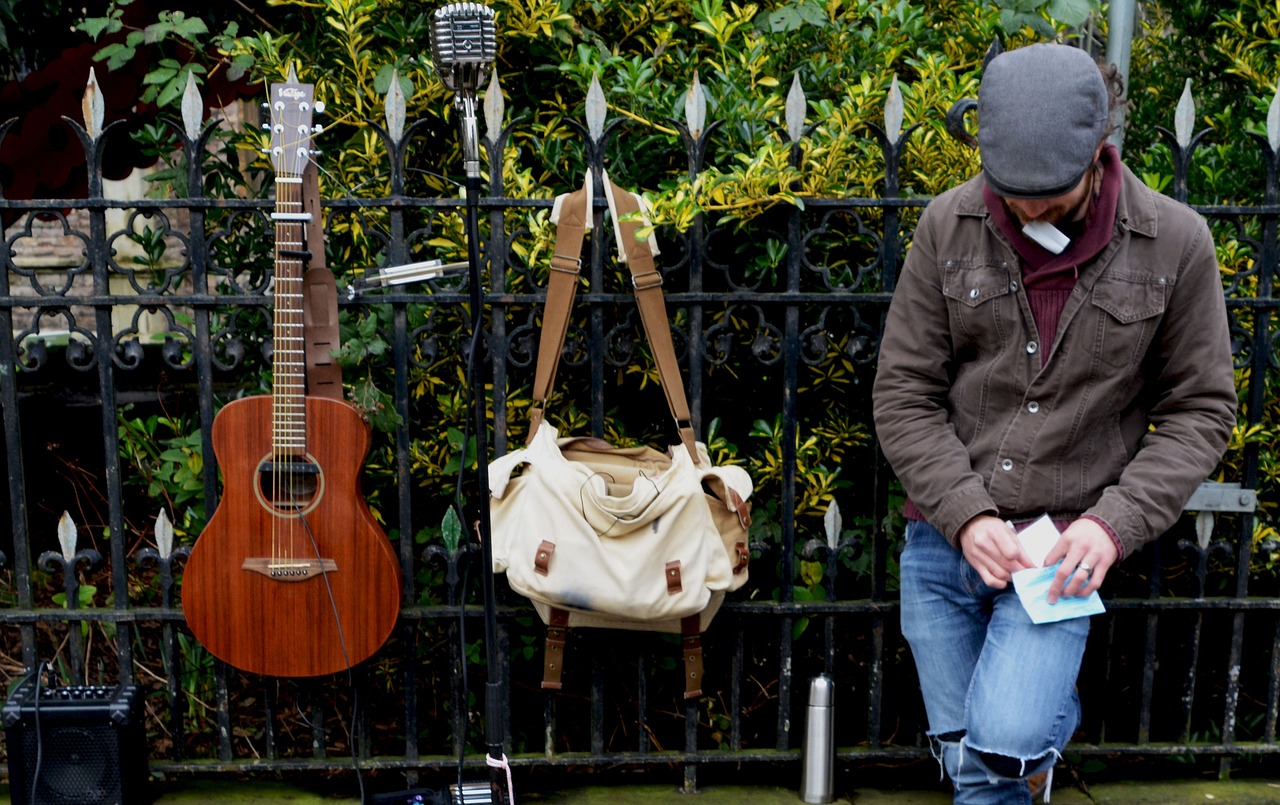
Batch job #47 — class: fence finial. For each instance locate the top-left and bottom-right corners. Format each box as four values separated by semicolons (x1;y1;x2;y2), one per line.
823;501;842;551
155;509;174;559
586;72;606;144
82;68;104;141
685;71;706;141
1268;82;1279;154
484;66;504;142
57;511;79;561
385;68;406;145
182;71;203;143
785;72;805;144
1175;78;1195;149
885;75;904;144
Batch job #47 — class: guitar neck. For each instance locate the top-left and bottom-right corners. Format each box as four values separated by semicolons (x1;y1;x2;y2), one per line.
272;173;309;457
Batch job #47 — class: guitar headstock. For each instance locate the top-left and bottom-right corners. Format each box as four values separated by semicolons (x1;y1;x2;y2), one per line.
267;74;321;176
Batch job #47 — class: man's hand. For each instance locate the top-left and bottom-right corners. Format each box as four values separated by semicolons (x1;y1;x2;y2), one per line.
1042;518;1119;603
958;515;1035;588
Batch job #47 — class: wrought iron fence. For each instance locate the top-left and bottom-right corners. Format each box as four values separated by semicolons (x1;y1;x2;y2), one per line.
0;68;1277;795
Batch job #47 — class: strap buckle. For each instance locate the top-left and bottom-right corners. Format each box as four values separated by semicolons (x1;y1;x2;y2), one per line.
631;270;663;290
549;254;582;274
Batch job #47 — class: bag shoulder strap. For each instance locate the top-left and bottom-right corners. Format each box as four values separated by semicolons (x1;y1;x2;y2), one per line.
527;184;590;437
528;176;698;461
604;180;697;461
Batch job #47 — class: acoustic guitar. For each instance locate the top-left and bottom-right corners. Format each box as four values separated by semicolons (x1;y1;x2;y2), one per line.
183;74;401;677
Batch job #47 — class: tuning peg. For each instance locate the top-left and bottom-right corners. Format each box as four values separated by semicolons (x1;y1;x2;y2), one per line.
312;124;323;134
314;101;325;114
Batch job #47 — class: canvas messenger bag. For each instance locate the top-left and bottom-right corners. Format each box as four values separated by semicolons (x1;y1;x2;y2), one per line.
488;175;752;699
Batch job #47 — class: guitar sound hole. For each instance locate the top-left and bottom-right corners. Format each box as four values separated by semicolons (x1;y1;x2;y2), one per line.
258;459;321;511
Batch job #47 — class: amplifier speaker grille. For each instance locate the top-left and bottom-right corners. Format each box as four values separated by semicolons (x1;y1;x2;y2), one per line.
3;682;147;805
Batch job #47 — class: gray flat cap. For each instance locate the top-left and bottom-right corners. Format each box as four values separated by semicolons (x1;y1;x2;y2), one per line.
978;43;1108;199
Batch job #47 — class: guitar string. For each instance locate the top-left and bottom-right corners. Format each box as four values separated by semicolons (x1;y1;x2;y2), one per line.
274;163;306;570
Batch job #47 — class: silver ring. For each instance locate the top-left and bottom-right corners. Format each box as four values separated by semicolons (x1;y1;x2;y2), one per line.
1078;562;1093;574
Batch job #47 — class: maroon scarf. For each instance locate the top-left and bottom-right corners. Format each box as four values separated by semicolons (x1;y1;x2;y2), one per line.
982;143;1121;359
983;142;1121;291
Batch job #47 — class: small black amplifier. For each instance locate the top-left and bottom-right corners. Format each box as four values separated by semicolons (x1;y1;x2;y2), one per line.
2;681;148;805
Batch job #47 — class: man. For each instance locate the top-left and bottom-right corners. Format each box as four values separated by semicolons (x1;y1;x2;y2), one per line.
871;43;1238;803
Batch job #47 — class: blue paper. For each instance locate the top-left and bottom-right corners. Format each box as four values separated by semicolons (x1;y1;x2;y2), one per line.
1012;562;1106;624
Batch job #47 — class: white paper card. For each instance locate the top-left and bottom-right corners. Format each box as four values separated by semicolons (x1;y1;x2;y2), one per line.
1013;564;1106;624
1013;513;1060;568
1008;514;1106;624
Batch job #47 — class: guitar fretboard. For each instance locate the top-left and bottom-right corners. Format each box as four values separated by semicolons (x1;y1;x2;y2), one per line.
272;173;309;456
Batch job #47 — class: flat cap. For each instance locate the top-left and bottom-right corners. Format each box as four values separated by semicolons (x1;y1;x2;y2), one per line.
978;43;1108;199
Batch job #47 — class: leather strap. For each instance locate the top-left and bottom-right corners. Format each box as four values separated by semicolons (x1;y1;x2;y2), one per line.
606;180;697;462
530;178;698;461
681;615;704;699
528;186;589;441
534;540;556;576
665;560;682;595
300;161;343;399
542;607;570;691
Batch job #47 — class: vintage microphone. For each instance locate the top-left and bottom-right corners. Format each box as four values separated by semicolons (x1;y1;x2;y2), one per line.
428;6;510;805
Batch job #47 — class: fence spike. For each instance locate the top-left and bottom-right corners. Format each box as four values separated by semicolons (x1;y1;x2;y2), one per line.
385;68;406;145
181;72;203;143
685;71;706;141
483;66;504;142
1268;82;1279;154
57;511;78;561
82;68;104;141
586;72;606;144
1175;78;1195;149
785;72;805;143
885;75;904;144
155;509;174;559
824;500;842;551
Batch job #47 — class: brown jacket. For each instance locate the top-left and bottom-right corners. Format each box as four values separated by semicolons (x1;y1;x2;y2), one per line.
872;164;1237;560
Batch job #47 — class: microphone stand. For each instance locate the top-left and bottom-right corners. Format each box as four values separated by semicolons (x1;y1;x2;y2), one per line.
454;82;510;805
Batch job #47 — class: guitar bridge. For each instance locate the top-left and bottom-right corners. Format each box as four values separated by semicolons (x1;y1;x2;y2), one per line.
241;557;338;581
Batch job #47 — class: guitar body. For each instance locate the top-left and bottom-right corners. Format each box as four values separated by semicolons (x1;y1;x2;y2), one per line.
184;394;402;677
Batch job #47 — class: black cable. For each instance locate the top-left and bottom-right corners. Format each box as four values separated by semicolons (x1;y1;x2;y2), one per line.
27;661;48;805
5;663;45;805
453;277;486;795
297;506;365;805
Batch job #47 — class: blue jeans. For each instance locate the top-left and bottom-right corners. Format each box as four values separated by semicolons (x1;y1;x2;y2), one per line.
899;520;1088;805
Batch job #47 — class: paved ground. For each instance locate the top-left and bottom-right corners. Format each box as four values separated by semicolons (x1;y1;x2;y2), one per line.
124;777;1280;804
10;775;1280;803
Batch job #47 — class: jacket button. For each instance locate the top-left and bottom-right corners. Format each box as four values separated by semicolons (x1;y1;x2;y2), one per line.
969;288;979;299
1027;401;1040;413
1001;459;1014;472
1009;281;1018;291
1026;341;1038;354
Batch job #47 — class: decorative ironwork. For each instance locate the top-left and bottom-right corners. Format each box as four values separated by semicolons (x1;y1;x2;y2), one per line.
0;63;1273;792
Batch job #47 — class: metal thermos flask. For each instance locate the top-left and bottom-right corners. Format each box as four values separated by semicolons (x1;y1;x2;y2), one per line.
799;674;835;803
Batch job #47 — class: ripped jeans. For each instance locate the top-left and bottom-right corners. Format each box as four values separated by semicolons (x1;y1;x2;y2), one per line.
900;520;1087;805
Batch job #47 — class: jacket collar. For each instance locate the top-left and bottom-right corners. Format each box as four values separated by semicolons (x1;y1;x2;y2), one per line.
953;162;1159;239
